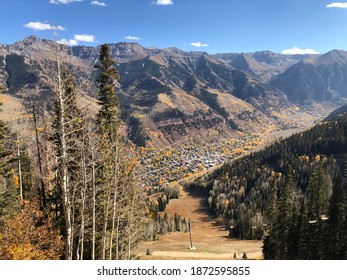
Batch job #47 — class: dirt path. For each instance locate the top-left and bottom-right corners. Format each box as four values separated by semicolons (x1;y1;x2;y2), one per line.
137;186;263;260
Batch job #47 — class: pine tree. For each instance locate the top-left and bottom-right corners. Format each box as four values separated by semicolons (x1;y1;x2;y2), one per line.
296;199;309;259
266;186;277;231
95;44;120;133
274;166;294;259
306;162;330;220
305;163;330;259
325;181;344;259
286;202;299;259
94;44;145;260
262;185;278;259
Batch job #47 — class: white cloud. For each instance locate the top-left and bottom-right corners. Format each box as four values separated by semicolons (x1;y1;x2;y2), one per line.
24;21;66;31
58;39;78;46
153;0;173;5
91;1;107;6
281;47;320;55
125;35;141;40
49;0;82;4
326;2;347;8
59;34;96;45
74;34;96;42
190;42;209;48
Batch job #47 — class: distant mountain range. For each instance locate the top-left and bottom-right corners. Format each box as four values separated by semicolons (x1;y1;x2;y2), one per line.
0;36;346;147
271;50;347;104
215;51;314;82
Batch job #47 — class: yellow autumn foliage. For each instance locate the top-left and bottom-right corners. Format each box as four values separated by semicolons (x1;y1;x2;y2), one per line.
0;200;64;260
13;175;19;188
225;199;230;208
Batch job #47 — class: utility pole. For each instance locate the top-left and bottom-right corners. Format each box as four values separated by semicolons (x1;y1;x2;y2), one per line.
188;219;195;250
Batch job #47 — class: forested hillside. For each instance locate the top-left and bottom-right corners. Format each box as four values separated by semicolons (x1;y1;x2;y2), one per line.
190;113;347;259
0;45;146;260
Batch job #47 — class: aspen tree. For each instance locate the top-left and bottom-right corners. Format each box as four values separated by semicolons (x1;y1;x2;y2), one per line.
51;42;85;259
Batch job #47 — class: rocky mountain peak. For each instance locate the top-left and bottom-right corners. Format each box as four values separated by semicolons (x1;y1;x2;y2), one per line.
314;49;347;66
15;35;42;46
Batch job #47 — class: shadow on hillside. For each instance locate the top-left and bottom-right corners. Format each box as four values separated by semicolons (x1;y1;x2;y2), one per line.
184;185;230;232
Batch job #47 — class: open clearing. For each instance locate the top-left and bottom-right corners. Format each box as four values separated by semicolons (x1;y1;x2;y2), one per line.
136;186;263;260
136;120;324;260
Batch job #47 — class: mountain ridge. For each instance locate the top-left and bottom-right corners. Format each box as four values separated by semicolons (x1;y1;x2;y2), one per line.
0;36;344;148
270;49;347;104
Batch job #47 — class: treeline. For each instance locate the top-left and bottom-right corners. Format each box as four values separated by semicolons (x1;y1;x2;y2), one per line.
0;44;146;260
147;212;189;241
145;184;188;240
190;113;347;259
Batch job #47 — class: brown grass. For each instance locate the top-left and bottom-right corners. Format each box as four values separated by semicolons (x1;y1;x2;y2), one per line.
136;186;263;260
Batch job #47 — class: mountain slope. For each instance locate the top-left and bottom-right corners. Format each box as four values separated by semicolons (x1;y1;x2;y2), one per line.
270;50;347;104
0;36;339;148
324;103;347;121
0;36;306;148
215;51;314;82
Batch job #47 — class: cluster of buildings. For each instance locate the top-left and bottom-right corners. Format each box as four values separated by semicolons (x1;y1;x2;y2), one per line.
138;135;261;189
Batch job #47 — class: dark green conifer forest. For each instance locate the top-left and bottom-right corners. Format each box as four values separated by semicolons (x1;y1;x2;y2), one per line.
191;114;347;259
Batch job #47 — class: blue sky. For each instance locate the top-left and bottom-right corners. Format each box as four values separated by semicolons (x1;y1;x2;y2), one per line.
0;0;347;54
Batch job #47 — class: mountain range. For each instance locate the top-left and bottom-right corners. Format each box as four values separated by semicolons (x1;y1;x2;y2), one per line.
0;36;346;148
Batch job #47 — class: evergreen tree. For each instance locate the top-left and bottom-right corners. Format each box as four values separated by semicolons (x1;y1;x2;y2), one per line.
296;199;309;259
325;182;344;259
275;166;294;259
95;44;145;260
306;162;330;220
287;202;300;259
266;186;278;231
95;44;120;132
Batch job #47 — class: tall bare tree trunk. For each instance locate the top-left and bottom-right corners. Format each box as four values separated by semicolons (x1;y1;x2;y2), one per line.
116;216;120;260
55;45;73;260
16;133;23;201
32;105;46;208
109;145;119;260
79;187;86;260
91;148;96;260
101;186;111;259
